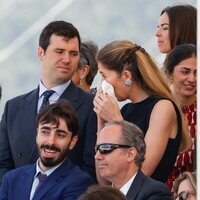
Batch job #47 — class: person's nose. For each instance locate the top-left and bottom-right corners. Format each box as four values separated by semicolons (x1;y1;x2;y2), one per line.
95;150;103;160
47;133;56;145
62;52;70;64
188;72;196;83
155;27;161;37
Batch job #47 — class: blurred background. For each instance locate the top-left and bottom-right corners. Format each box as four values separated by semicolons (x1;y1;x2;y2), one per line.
0;0;197;116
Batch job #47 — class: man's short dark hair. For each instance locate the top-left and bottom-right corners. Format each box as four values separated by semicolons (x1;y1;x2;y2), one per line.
39;20;81;52
36;99;79;136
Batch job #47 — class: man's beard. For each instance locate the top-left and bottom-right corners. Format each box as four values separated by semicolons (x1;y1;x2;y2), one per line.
38;143;69;167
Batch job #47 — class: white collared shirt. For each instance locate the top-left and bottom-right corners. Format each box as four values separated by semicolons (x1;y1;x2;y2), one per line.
29;159;63;200
119;172;137;196
37;80;71;113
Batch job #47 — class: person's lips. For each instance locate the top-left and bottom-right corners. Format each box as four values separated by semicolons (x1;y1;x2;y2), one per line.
97;163;108;169
40;144;60;158
57;66;70;73
184;84;195;90
43;148;57;157
157;40;164;46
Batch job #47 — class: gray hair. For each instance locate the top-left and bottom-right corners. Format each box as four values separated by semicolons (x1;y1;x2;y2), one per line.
78;40;98;85
105;120;146;168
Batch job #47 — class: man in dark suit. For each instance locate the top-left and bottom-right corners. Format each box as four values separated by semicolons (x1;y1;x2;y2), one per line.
95;120;172;200
0;100;95;200
0;21;97;182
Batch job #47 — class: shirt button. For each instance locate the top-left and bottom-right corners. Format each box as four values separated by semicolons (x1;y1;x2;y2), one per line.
17;152;22;158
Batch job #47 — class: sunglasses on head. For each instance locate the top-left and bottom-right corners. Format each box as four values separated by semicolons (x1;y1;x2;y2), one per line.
175;190;195;200
95;143;132;154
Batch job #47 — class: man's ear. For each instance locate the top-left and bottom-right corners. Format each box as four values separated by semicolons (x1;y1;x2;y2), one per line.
69;135;78;150
127;147;137;163
38;46;45;61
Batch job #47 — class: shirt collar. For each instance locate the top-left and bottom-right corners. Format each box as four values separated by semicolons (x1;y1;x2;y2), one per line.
39;80;71;97
34;158;64;179
118;171;137;196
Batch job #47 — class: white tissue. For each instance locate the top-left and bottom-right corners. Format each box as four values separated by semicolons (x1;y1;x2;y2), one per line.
101;80;115;98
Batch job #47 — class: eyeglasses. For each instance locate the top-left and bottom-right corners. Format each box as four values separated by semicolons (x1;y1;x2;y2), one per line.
175;190;196;200
95;143;132;154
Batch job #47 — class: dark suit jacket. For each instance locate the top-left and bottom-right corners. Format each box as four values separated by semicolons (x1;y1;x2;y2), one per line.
0;82;97;182
0;159;95;200
126;170;172;200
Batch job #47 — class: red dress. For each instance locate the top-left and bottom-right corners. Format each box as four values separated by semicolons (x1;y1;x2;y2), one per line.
166;101;196;190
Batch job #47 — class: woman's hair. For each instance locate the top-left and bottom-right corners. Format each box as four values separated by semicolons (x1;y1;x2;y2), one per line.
97;40;172;98
78;40;98;85
173;171;196;197
161;4;197;49
78;185;127;200
97;40;191;152
163;43;196;78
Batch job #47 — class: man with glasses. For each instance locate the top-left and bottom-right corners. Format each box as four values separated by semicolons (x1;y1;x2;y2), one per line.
95;120;172;200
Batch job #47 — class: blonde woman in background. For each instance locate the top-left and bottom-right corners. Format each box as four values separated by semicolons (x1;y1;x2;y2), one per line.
93;40;191;184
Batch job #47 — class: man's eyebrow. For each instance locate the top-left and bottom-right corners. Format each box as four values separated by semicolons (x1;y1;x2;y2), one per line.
56;129;68;135
40;126;51;130
69;50;79;53
40;126;70;135
54;48;65;51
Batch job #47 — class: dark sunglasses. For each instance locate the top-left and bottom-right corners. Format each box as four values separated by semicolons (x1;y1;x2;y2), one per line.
175;190;195;200
95;143;132;154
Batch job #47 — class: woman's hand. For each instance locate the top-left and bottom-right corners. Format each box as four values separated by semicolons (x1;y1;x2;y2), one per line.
93;89;123;135
93;90;122;121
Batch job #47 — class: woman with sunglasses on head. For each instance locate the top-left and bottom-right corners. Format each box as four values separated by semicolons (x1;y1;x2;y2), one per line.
93;40;191;184
163;44;196;190
173;171;196;200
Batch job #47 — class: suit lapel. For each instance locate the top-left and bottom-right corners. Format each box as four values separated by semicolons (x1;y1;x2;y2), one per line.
21;88;38;150
126;170;145;200
21;88;40;163
32;159;72;200
21;165;36;199
60;81;82;111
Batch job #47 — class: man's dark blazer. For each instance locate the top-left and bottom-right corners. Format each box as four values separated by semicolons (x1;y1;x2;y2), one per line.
0;82;97;182
126;170;172;200
0;159;95;200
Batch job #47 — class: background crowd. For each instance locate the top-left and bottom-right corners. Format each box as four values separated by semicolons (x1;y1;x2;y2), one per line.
0;1;197;200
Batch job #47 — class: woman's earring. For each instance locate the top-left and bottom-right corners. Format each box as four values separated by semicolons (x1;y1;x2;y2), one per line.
125;79;132;86
79;76;83;85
